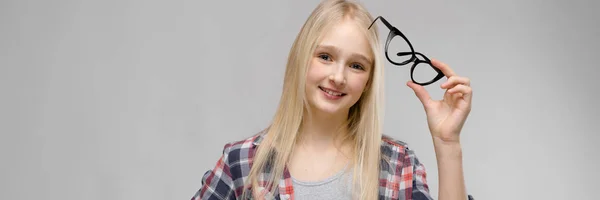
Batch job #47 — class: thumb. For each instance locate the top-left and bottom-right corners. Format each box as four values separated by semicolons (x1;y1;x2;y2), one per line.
406;81;432;107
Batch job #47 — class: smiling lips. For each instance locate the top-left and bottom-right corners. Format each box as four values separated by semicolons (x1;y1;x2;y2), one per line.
319;86;346;100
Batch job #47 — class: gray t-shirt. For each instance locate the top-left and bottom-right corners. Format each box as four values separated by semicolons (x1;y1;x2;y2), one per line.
291;166;354;200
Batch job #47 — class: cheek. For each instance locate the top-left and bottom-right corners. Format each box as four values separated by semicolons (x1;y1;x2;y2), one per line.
306;59;327;83
350;74;370;94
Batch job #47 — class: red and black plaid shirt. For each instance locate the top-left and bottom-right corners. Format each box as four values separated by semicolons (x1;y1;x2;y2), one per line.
191;133;473;200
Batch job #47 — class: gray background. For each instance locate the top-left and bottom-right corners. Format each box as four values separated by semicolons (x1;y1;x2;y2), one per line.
1;0;598;199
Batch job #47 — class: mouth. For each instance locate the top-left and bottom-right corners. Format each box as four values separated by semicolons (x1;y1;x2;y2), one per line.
319;86;347;97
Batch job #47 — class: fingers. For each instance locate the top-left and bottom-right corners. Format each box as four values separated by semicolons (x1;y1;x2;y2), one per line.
407;80;432;106
441;76;470;89
447;84;473;103
447;84;471;95
410;58;472;108
433;58;471;101
431;58;456;78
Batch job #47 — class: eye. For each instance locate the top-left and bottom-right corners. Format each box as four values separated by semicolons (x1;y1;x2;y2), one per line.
350;63;365;70
318;53;332;61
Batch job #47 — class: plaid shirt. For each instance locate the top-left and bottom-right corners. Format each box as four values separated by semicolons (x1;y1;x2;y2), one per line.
192;133;473;200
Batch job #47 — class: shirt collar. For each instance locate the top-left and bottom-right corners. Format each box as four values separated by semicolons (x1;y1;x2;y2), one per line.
251;132;265;147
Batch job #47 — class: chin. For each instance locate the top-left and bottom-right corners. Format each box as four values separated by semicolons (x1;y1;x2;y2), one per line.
314;105;344;115
309;98;352;116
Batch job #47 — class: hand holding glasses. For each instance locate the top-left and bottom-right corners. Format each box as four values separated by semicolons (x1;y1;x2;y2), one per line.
368;17;474;200
368;16;445;86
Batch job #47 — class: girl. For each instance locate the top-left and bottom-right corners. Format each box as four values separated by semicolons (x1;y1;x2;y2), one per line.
193;0;473;199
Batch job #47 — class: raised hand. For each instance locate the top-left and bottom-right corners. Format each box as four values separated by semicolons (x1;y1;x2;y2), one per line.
406;59;473;143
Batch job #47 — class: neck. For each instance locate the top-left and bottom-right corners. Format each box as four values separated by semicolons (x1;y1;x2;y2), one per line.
298;108;349;149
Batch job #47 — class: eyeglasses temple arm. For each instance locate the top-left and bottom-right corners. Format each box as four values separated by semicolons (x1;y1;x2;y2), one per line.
368;16;397;32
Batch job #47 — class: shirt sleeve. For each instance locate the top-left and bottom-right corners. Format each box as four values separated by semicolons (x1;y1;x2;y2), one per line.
408;148;475;200
191;145;236;200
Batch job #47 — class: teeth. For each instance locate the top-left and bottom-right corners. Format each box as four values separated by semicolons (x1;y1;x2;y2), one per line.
323;88;343;96
328;91;341;96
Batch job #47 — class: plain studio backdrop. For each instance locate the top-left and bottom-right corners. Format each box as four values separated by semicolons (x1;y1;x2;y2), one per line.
1;0;599;199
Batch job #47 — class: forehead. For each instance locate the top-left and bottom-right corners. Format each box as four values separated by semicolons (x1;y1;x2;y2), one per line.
317;19;373;62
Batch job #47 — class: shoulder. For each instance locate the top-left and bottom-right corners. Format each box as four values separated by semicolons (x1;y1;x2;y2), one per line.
379;134;422;169
197;132;266;199
380;134;410;156
380;135;435;200
220;130;266;166
212;130;267;183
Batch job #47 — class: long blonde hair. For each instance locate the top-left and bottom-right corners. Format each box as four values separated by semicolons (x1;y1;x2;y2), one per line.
244;0;384;199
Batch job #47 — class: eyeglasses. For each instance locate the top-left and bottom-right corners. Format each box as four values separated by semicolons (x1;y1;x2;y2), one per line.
368;16;445;86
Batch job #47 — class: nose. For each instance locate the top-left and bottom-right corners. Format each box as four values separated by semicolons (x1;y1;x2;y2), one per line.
328;63;346;86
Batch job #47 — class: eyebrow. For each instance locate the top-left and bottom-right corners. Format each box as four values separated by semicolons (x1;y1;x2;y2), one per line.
315;44;373;65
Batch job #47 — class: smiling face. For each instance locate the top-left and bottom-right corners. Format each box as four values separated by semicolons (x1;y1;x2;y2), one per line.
305;18;374;116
